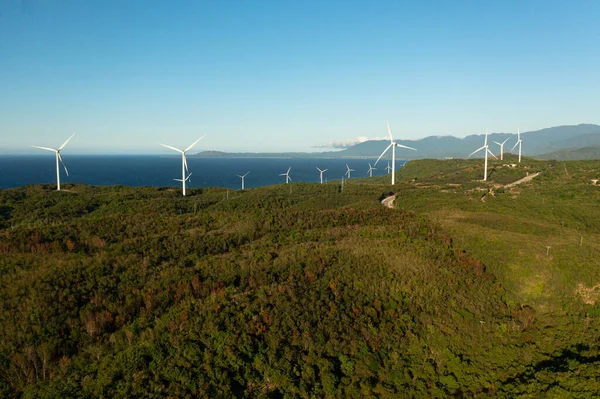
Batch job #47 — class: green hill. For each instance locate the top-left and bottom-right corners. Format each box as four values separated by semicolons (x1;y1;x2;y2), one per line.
1;158;600;397
537;145;600;160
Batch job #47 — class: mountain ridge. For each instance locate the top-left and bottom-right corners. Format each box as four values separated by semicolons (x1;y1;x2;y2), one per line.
191;124;600;160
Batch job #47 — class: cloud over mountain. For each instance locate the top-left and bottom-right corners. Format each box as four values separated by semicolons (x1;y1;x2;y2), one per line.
313;136;387;149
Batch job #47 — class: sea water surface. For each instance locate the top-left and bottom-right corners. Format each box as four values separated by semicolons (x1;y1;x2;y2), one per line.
0;156;405;190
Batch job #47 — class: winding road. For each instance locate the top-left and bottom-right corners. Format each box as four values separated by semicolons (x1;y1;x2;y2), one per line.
381;195;396;209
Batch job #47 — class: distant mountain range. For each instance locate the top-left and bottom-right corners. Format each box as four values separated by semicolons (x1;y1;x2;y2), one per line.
192;124;600;160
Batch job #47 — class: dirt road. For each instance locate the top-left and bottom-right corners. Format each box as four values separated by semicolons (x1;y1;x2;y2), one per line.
381;195;396;209
504;172;541;188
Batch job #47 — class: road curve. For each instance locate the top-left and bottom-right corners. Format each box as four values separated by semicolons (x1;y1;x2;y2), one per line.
381;195;396;209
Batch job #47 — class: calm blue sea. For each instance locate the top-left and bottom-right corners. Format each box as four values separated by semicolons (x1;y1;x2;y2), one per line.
0;156;405;190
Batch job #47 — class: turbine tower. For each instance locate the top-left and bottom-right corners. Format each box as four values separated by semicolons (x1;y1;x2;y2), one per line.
280;167;292;184
493;137;510;161
237;171;250;190
345;164;355;179
511;127;523;163
316;167;328;184
375;120;416;185
31;134;75;191
367;163;376;177
160;136;204;196
469;129;498;181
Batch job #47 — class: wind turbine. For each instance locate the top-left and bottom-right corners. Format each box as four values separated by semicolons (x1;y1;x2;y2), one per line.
385;162;392;174
160;136;204;196
493;137;510;161
375;120;416;185
316;167;328;184
367;163;376;177
345;164;355;179
237;171;250;190
31;134;75;191
280;167;291;184
511;127;523;163
469;129;498;181
174;173;192;185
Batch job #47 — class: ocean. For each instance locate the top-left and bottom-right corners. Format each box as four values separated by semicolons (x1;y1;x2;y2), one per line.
0;156;404;190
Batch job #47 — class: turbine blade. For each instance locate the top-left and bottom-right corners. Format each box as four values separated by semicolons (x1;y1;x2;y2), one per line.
469;146;485;157
374;143;393;165
396;143;417;151
510;141;519;152
243;171;250;177
183;154;189;173
386;120;394;142
487;149;498;159
316;167;322;172
323;169;327;172
58;134;75;150
502;138;510;145
493;141;501;146
160;143;183;153
58;153;69;176
184;135;205;152
31;146;57;152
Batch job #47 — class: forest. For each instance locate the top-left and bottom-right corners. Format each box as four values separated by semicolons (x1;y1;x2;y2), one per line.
1;155;599;398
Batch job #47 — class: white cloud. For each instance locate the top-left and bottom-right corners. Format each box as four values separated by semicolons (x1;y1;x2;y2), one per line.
313;136;388;149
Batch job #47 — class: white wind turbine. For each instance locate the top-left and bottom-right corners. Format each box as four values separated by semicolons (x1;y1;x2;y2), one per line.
160;136;204;196
511;127;523;163
280;167;292;184
385;162;392;174
345;164;355;179
469;129;497;181
375;120;416;185
237;171;250;190
31;134;75;191
367;163;376;177
493;137;510;161
316;167;328;184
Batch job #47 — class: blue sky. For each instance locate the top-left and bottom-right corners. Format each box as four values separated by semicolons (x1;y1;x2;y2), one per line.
1;0;599;154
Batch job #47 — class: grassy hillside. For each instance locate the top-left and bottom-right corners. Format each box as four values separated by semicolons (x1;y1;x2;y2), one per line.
536;146;600;161
1;157;600;397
